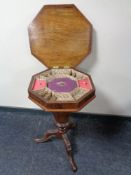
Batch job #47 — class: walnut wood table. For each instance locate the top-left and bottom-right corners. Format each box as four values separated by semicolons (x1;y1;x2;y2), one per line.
28;4;95;172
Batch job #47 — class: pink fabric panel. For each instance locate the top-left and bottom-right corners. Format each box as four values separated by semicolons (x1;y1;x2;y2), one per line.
78;79;92;90
32;79;46;90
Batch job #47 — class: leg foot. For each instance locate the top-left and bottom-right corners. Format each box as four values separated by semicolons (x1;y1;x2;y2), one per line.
34;129;58;143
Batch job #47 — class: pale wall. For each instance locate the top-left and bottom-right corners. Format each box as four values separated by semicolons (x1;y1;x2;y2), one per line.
0;0;131;116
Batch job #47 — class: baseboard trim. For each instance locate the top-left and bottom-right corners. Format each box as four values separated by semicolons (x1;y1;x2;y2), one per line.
0;106;131;121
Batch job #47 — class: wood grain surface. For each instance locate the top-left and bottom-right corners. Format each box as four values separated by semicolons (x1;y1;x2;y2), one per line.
28;4;92;68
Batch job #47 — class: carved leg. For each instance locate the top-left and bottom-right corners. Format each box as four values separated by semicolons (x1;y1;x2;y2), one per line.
62;133;77;172
34;129;58;143
34;112;77;171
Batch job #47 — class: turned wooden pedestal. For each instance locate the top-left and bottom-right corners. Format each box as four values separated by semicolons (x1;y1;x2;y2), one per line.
34;112;77;172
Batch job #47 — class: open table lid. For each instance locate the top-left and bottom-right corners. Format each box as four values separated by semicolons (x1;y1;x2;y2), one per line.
28;4;92;68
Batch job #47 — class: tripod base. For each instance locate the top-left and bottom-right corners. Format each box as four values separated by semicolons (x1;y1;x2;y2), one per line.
34;112;77;172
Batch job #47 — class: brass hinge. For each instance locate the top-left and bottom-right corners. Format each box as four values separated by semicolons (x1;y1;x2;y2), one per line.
64;66;70;69
53;66;59;69
52;66;70;69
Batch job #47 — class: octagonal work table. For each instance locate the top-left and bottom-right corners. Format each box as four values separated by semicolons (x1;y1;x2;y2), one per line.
28;4;95;172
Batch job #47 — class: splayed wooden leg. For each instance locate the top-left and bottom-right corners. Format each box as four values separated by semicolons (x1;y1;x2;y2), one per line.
34;112;77;172
34;129;58;143
62;133;77;172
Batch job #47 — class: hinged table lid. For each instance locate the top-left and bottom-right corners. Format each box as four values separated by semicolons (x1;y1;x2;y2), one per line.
28;4;92;68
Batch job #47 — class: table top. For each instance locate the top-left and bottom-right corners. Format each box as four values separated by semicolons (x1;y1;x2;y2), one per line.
28;4;92;68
